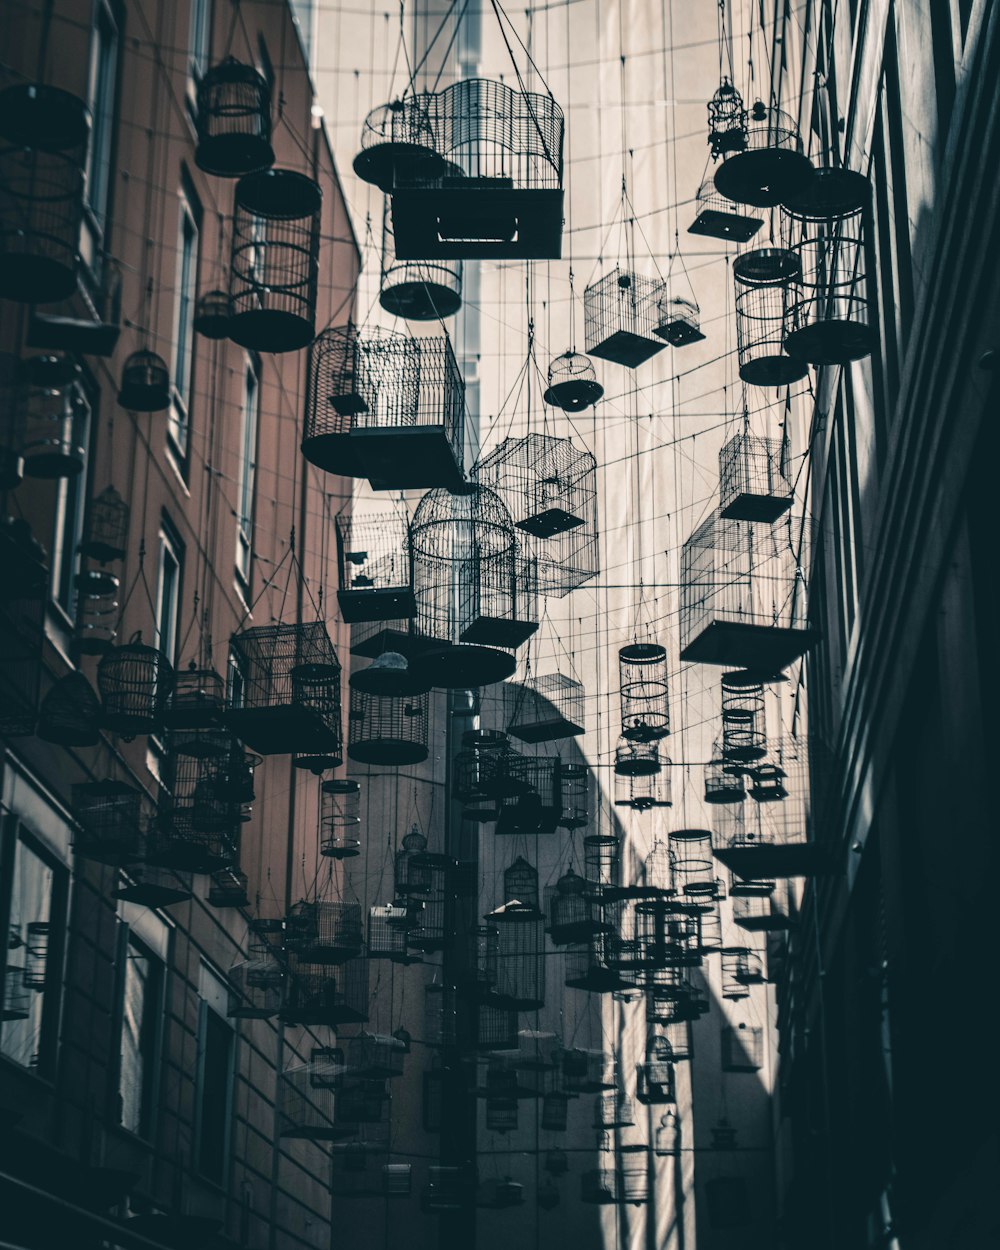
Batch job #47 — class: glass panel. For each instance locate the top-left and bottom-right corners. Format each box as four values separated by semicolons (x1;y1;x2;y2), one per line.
156;533;181;668
236;362;258;585
198;1006;233;1183
119;938;155;1134
1;840;55;1071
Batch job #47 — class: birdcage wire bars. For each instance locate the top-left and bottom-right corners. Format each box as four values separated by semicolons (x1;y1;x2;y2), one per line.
194;58;274;177
335;509;415;623
584;268;667;368
79;482;129;565
97;635;173;738
734;248;809;386
688;179;763;243
347;686;429;765
543;351;604;411
321;779;362;858
619;643;670;741
353;94;442;192
721;677;767;763
719;431;793;523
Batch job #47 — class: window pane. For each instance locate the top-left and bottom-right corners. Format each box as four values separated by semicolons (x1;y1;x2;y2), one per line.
85;4;118;232
198;1007;232;1183
156;532;182;668
236;363;258;584
190;0;212;82
119;940;155;1134
50;388;91;615
1;840;55;1071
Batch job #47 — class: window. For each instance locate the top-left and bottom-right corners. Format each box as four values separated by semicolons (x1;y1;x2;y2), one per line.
195;964;234;1186
235;356;259;589
169;174;201;460
188;0;212;99
155;518;184;669
117;929;164;1136
49;385;92;620
82;0;120;267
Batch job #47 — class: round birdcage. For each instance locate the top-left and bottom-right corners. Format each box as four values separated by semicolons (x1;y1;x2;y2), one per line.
669;830;717;898
707;78;747;161
73;567;119;657
20;355;85;478
619;643;669;741
557;762;589;830
614;736;661;777
97;635;173;737
80;485;129;563
543;352;604;412
380;197;461;319
165;665;226;731
347;685;429;765
37;671;101;746
721;677;766;762
117;349;170;412
734;248;808;386
714;100;813;207
193;289;232;339
229;169;321;353
320;779;362;858
194;58;274;177
353;95;443;191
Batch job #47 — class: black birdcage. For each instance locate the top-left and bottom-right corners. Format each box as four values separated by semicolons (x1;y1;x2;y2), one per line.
705;749;746;804
0;85;88;303
719;431;793;522
113;864;193;908
117;349;170;412
734;248;809;386
714;100;813;207
557;762;589;829
547;868;604;945
495;756;561;835
228;620;341;755
20;354;85;477
543;352;604;411
669;829;716;898
193;289;231;339
721;676;766;762
71;779;144;864
565;936;633;994
581;1168;647;1207
228;169;321;353
347;686;429;765
151;738;240;872
194;59;274;177
335;509;414;625
688;179;763;242
227;948;285;1019
561;1048;616;1093
395;824;432;897
97;635;173;737
507;672;584;742
584;268;666;368
654;294;705;347
410;485;532;689
488;902;545;1010
503;856;540;910
476;1000;518;1051
354;94;442;191
619;643;669;741
37;671;101;746
80;485;128;563
679;512;817;670
721;947;764;998
486;1098;518;1133
74;564;119;657
320;779;361;858
721;1023;764;1071
285;900;364;964
406;855;452;952
614;756;672;809
614;736;660;777
208;868;249;907
348;1032;407;1080
477;432;598;597
707;78;747;161
281;954;369;1026
277;1056;345;1140
389;79;564;260
380;197;462;319
421;1165;476;1214
732;890;790;930
477;1177;524;1209
165;665;226;731
301;324;370;476
783;168;873;364
541;1091;569;1132
368;904;421;964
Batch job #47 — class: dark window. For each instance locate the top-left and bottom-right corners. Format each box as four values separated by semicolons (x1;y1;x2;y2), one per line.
196;996;234;1184
83;0;120;265
117;932;163;1136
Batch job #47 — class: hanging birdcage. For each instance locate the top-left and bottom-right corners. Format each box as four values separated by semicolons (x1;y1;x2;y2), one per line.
97;635;173;737
335;509;415;624
556;762;589;829
689;178;763;242
74;562;119;657
719;430;793;522
193;289;231;339
228;620;342;755
707;78;747;160
565;936;633;994
380;196;462;319
347;1032;407;1080
543;352;604;411
347;685;429;765
581;1167;647;1207
477;432;598;597
631;899;703;972
404;855;452;952
705;748;746;804
669;829;717;898
20;354;85;478
410;485;533;689
722;1023;765;1071
194;58;274;177
228;169;321;353
614;736;660;777
117;349;170;412
421;1165;475;1214
79;485;128;563
734;247;809;386
72;779;144;864
619;643;670;741
389;79;564;260
732;889;790;931
151;738;240;873
507;671;585;742
584;268;666;367
503;856;540;910
784;169;873;364
301;324;370;477
679;511;817;669
654;294;705;347
37;671;101;746
353;94;442;191
320;779;361;858
614;756;672;809
655;1110;681;1156
541;1091;569;1132
546;868;605;945
488;901;545;1010
395;823;432;897
227;947;285;1019
278;1054;347;1140
477;1177;524;1209
595;1089;635;1129
280;954;369;1026
496;756;561;835
0;85;88;303
721;676;767;762
165;665;226;731
285;900;364;965
0;353;26;489
721;947;764;998
660;1019;692;1062
561;1048;616;1093
485;1097;518;1134
368;903;421;964
207;867;248;907
714;100;813;207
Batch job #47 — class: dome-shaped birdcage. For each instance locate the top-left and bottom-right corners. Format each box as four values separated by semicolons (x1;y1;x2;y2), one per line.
714;100;813;208
394;824;431;897
543;351;604;411
320;779;361;858
20;354;85;478
97;634;173;737
71;779;144;864
721;676;766;762
689;178;764;243
619;643;670;741
719;430;793;522
301;323;369;477
335;508;415;625
707;78;747;161
37;671;101;746
117;349;170;412
654;294;706;348
165;664;226;731
380;196;461;319
557;762;589;829
584;268;667;368
353;94;443;191
194;58;274;178
503;856;540;910
734;246;808;386
80;485;129;563
0;85;88;304
614;735;661;777
347;685;429;765
228;169;322;353
410;485;534;689
193;288;232;339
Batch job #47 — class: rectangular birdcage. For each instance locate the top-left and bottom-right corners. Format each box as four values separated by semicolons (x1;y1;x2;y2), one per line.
228;621;342;755
336;511;415;623
285;901;364;964
679;512;818;670
506;672;584;743
151;746;240;874
688;179;764;242
72;780;145;864
490;912;545;1010
584;268;667;367
719;432;793;523
280;954;369;1026
368;903;420;963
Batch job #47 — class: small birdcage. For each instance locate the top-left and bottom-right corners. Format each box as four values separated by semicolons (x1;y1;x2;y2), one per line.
347;686;429;765
619;643;669;741
389;79;564;261
721;676;767;762
72;779;144;864
584;832;618;897
557;762;589;829
301;324;370;477
227;948;285;1019
614;757;672;809
561;1048;616;1093
707;78;747;160
228;170;321;353
485;1097;519;1134
320;779;361;858
637;1037;676;1105
380;197;462;319
228;620;341;755
705;751;746;804
335;510;415;624
721;947;764;998
721;1023;764;1071
669;830;716;898
565;938;633;993
488;902;545;1010
655;1110;681;1156
151;741;240;873
507;672;585;742
688;179;764;242
194;59;274;177
395;824;432;896
581;1167;647;1207
654;295;705;347
37;672;101;746
719;431;793;522
97;635;173;737
714;100;813;207
679;512;817;669
117;349;170;412
547;868;604;945
2;967;30;1022
734;248;809;386
368;903;421;964
285;901;364;964
280;954;369;1026
347;1032;407;1080
383;1163;412;1197
0;85;88;303
207;868;248;907
79;485;128;563
403;855;451;952
584;269;666;367
20;354;85;478
543;352;604;411
193;289;231;339
615;736;660;777
635;899;703;970
353;94;442;192
165;665;226;731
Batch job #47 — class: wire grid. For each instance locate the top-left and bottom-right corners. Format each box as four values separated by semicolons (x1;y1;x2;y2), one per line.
721;948;763;998
97;639;173;736
785;213;872;363
0;144;85;302
347;686;429;765
381;197;462;319
229;620;341;747
280;954;369;1026
194;59;273;176
491;912;545;1008
735;272;808;386
368;904;414;961
321;779;361;857
719;432;793;521
668;830;716;897
356;95;440;189
347;1032;406;1080
336;510;412;598
584;269;667;367
405;856;451;951
721;1024;764;1071
503;856;539;908
151;744;240;871
619;643;670;741
707;79;747;160
721;678;767;762
507;671;585;742
285;901;365;965
688;180;764;242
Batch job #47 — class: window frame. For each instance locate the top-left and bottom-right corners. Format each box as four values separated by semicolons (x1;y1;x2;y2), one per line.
168;171;202;465
113;925;166;1140
81;0;122;272
235;354;259;593
154;516;184;670
193;964;236;1188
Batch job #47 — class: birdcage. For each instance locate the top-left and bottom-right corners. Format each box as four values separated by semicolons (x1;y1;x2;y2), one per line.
77;485;128;562
636;1037;676;1105
618;642;670;741
730;892;782;932
404;855;451;952
476;432;598;597
394;824;432;897
688;179;764;242
660;1019;692;1062
615;736;660;777
335;510;415;624
704;751;746;804
565;937;633;993
556;762;589;829
112;863;192;908
581;1168;647;1207
0;353;25;488
721;676;767;762
193;289;231;339
679;512;816;669
410;486;532;688
36;672;100;746
421;1165;476;1214
97;635;173;737
280;954;369;1026
719;431;793;522
595;1089;635;1129
584;269;666;367
278;1054;348;1140
73;565;119;657
645;978;710;1025
228;169;321;352
506;672;585;743
206;867;248;907
634;900;703;970
368;903;421;963
301;323;370;476
560;1048;616;1093
734;248;809;386
488;902;545;1010
784;170;873;365
150;742;240;873
71;779;144;864
285;901;364;965
721;1023;764;1071
0;86;88;303
165;665;226;732
547;868;604;945
614;757;672;809
194;58;274;177
389;79;564;260
228;620;342;755
484;1097;518;1134
353;94;442;191
654;294;705;347
347;686;429;765
668;830;716;898
117;349;170;412
714;100;813;207
319;779;361;858
655;1110;681;1156
543;351;604;411
583;832;618;898
227;949;285;1019
380;196;462;318
707;78;747;160
501;856;539;911
2;966;30;1022
721;947;764;998
347;1032;406;1080
540;1091;569;1132
20;354;85;477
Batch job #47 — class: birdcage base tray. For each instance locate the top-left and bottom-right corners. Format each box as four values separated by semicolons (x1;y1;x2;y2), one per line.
734;909;793;932
508;715;585;744
380;279;462;320
516;508;584;539
548;918;610;946
654;319;706;347
680;620;819;670
281;1004;370;1026
300;431;370;479
728;878;776;898
112;881;193;906
460;616;538;647
738;355;810;386
688;207;763;242
410;642;516;689
715;841;832;879
391;183;564;260
720;492;793;523
0;253;80;305
194;135;275;179
337;586;417;624
565;968;634;993
587;330;666;368
350;627;433;659
28;300;122;357
348;739;429;766
226;705;341;755
714;149;815;208
228;309;315;353
229;1005;279;1020
352;142;443;191
543;379;604;411
352;426;465;491
783;320;875;365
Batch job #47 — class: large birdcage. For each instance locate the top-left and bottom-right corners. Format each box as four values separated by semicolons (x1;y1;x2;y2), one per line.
707;78;747;161
410;485;534;689
347;686;429;765
321;779;361;858
227;947;285;1019
389;79;565;261
615;755;672;809
679;512;817;670
584;269;667;368
507;672;584;743
280;954;369;1026
721;677;767;763
228;169;321;353
734;247;809;386
150;738;241;872
335;510;414;624
228;620;342;755
688;179;763;243
97;635;173;738
619;643;670;741
476;433;598;597
488;902;545;1010
72;779;144;864
353;94;442;192
285;900;364;964
0;85;88;303
719;431;793;522
380;197;462;319
194;59;274;177
503;856;540;910
784;169;873;365
714;100;813;207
